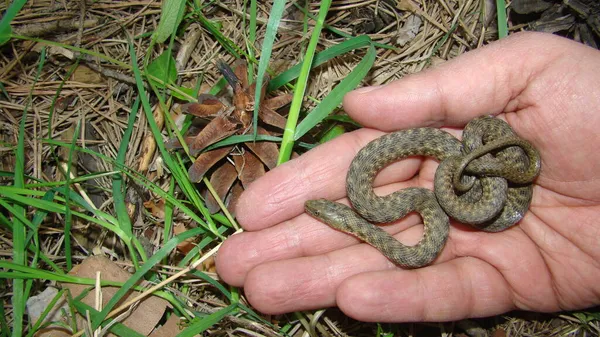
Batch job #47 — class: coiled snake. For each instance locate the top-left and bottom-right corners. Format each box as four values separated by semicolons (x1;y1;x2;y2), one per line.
305;116;541;268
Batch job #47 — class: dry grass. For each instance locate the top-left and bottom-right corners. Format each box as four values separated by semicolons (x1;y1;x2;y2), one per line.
1;0;599;336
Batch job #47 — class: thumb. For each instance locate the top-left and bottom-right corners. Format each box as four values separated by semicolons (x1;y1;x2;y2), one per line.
342;32;571;130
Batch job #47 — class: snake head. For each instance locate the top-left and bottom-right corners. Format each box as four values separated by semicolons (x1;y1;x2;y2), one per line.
305;199;357;232
304;199;329;218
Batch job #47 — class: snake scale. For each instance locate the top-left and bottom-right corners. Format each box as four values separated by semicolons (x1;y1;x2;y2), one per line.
305;116;541;268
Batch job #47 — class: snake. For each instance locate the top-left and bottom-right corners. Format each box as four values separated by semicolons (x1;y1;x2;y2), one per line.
305;116;541;268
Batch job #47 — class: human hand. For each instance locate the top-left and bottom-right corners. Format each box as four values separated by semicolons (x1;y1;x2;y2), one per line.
215;32;600;322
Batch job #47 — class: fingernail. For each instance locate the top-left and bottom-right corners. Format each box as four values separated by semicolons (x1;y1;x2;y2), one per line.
352;85;381;94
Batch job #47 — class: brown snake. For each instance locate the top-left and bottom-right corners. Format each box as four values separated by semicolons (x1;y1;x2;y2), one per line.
305;116;541;268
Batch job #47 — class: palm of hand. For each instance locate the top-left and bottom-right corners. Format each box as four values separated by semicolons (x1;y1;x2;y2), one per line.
215;32;600;322
491;47;600;313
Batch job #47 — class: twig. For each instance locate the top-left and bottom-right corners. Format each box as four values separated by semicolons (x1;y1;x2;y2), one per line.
13;19;99;37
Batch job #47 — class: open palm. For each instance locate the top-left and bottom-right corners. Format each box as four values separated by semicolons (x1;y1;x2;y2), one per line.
215;32;600;322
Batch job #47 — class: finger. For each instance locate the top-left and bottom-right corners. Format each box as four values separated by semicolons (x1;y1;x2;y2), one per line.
336;258;514;322
241;224;454;314
225;219;557;316
235;128;430;231
343;32;574;130
337;223;559;322
217;181;425;286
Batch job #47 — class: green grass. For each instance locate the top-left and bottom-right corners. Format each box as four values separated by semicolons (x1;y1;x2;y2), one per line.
277;0;332;164
2;1;599;335
496;0;509;38
252;1;287;138
0;2;381;335
9;42;47;337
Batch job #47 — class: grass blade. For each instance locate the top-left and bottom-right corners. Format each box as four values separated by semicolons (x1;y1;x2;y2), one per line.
291;2;395;50
204;134;315;151
9;45;47;337
72;302;146;337
61;120;81;271
253;1;287;138
496;0;508;38
278;0;332;164
295;44;376;140
0;0;27;45
193;11;242;58
176;304;238;337
153;0;186;43
246;0;258;75
112;97;143;267
268;35;372;91
25;289;66;337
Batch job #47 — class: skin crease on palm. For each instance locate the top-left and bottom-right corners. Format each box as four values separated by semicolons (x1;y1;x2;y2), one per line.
214;32;600;322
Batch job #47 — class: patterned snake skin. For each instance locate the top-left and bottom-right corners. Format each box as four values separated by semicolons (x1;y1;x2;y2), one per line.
305;116;541;268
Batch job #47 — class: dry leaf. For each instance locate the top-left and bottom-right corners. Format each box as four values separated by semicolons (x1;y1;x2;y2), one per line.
182;94;225;118
71;65;103;84
233;151;265;189
205;162;238;213
396;0;419;12
174;222;196;254
189;115;239;155
63;256;168;336
259;106;288;129
139;134;157;172
148;314;184;337
188;146;233;182
144;199;166;219
244;127;280;170
264;93;292;110
225;182;244;217
396;15;422;47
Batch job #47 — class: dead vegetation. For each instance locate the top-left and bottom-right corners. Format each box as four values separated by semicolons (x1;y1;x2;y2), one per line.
1;0;599;336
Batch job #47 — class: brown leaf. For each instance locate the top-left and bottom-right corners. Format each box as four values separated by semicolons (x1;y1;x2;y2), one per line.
63;256;168;336
264;93;292;110
233;107;252;129
54;95;75;112
233;151;265;189
247;73;269;106
188;146;232;182
144;199;165;219
232;59;249;89
225;181;244;217
190;115;239;155
148;314;184;337
396;0;420;12
491;329;507;337
71;65;103;83
205;162;238;213
139;104;166;172
244;127;279;170
139;134;156;172
182;94;225;118
259;106;288;129
164;137;183;149
218;60;245;101
165;130;206;150
221;60;252;127
174;222;196;254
